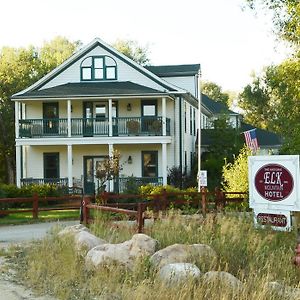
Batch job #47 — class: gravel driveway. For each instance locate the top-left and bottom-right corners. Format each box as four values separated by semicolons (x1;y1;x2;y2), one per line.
0;220;80;300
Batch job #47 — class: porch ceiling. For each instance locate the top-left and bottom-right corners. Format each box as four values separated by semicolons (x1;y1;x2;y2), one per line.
12;81;171;100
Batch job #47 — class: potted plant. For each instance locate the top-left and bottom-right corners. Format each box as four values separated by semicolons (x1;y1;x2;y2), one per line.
126;120;140;135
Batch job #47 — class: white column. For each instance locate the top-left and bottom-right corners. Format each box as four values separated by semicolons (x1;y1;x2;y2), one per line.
67;100;71;137
108;144;114;191
16;145;21;187
162;97;166;136
108;98;113;137
15;101;20;139
162;143;167;185
67;144;73;187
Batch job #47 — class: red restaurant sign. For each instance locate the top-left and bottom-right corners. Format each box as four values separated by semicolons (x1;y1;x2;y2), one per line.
254;164;294;202
256;213;287;227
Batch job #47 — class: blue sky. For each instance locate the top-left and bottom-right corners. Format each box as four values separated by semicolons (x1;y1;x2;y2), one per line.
0;0;290;91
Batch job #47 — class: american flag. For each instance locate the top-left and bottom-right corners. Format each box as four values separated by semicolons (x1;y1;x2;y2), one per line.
243;129;259;152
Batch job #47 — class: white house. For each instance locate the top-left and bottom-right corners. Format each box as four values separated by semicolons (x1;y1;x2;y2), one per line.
12;38;202;194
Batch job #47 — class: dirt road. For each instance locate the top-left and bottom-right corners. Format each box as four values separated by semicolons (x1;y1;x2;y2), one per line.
0;220;79;300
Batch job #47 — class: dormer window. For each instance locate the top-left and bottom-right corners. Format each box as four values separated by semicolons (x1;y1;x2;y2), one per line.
80;56;117;81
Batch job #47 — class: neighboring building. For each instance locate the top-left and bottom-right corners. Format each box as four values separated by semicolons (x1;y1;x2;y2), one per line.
200;94;282;154
12;38;201;194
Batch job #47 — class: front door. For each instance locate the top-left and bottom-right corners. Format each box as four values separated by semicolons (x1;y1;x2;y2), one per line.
43;103;59;135
141;100;157;134
142;151;158;178
83;156;107;194
43;153;59;182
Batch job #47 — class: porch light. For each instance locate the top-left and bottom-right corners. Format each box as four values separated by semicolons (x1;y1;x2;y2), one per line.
128;155;133;164
127;103;132;111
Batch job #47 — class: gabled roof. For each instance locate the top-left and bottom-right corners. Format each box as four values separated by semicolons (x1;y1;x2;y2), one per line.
13;38;185;98
201;94;238;115
145;64;200;77
12;81;169;99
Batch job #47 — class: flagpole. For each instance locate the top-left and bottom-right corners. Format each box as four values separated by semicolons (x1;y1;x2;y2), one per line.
197;68;202;192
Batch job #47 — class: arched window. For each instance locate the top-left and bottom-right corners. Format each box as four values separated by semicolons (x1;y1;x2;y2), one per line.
80;56;117;81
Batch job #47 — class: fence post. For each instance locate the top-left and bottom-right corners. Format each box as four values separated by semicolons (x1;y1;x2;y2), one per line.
101;191;108;205
137;203;145;233
162;189;168;211
215;188;225;211
83;196;91;225
201;187;207;217
32;193;39;219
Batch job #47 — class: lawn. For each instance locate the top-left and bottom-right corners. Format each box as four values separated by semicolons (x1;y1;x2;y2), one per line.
0;209;80;225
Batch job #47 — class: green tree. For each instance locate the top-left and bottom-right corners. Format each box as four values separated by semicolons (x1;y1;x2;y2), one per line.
202;81;230;107
222;146;252;193
0;37;78;183
39;36;81;73
245;0;300;46
112;39;150;65
201;115;243;189
238;55;300;153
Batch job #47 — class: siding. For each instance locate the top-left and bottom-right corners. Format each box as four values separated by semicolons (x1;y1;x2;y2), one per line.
40;45;169;93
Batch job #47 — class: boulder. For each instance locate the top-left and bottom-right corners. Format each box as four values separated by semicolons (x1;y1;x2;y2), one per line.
158;263;201;285
202;271;243;292
86;233;158;270
266;281;300;300
57;224;88;237
150;243;217;269
74;230;106;251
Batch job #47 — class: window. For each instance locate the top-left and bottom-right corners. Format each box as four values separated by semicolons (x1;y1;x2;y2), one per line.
44;153;59;179
184;103;187;133
193;108;196;135
142;151;158;177
81;56;117;81
141;100;157;117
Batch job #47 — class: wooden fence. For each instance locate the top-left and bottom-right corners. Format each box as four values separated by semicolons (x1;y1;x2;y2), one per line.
0;194;83;219
82;189;248;233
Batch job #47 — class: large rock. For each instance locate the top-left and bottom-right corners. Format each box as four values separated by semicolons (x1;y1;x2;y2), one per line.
74;230;106;251
158;263;201;285
57;224;88;237
58;224;106;251
150;243;217;269
266;281;300;300
86;233;158;270
202;271;243;292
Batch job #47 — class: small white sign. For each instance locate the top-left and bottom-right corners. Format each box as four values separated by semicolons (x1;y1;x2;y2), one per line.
199;170;207;187
253;209;292;231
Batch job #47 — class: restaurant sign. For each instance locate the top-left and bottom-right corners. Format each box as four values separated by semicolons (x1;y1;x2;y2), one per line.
253;209;292;231
249;155;300;211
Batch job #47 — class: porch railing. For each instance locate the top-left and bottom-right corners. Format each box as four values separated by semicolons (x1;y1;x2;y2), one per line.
19;117;171;138
21;178;68;186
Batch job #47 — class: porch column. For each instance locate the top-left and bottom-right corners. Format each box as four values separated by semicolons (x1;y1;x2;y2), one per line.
67;144;73;187
162;97;166;136
15;101;19;138
67;100;71;137
16;145;21;187
162;143;167;185
108;98;113;137
109;144;114;191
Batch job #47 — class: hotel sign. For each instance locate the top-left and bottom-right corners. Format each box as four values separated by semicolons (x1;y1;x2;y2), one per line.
249;155;300;211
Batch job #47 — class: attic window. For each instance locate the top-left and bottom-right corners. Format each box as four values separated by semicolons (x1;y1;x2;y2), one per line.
80;56;117;81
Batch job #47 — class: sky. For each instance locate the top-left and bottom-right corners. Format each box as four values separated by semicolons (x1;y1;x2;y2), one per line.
0;0;291;92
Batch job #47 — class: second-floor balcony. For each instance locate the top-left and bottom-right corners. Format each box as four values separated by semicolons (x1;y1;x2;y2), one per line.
18;117;171;138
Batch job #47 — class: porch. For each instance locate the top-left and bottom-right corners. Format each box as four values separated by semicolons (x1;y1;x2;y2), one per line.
18;117;171;138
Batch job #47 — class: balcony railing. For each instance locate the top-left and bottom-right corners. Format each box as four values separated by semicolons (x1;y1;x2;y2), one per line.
19;117;170;138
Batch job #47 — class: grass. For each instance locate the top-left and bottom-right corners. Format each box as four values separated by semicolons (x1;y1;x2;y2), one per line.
7;210;300;299
0;209;80;225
